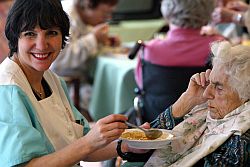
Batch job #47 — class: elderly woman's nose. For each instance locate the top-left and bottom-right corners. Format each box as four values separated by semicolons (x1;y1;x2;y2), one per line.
203;84;214;99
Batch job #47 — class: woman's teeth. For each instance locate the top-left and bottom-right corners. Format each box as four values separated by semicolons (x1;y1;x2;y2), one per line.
33;53;49;58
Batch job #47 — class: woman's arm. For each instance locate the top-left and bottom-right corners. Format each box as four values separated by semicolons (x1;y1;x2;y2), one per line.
27;138;117;166
83;141;118;162
25;114;128;167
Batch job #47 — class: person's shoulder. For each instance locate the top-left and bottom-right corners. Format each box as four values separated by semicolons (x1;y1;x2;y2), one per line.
146;38;166;47
43;70;63;86
0;58;23;85
145;38;169;52
0;58;17;73
44;70;68;93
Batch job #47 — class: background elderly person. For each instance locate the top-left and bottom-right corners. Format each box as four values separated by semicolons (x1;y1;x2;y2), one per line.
135;41;250;166
0;0;129;166
201;0;250;43
212;0;249;25
134;0;224;123
51;0;120;112
213;0;250;35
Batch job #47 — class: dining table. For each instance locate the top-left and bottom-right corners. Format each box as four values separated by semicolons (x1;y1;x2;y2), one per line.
88;53;137;121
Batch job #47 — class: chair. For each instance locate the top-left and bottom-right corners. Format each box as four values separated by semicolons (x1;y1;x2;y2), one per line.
128;41;210;123
138;61;207;122
63;76;81;109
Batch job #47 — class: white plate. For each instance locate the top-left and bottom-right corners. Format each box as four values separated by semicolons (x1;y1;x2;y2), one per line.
120;129;179;149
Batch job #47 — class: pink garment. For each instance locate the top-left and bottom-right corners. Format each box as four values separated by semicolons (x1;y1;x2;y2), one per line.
135;27;224;88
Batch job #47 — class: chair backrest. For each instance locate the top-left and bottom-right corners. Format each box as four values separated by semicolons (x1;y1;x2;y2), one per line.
141;60;207;122
63;76;81;110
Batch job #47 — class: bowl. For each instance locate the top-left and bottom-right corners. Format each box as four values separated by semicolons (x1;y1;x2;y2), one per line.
120;128;179;149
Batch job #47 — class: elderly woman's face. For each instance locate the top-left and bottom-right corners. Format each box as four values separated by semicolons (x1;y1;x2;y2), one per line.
203;64;243;119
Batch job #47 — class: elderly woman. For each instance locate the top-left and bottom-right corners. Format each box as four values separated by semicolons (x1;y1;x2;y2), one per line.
134;0;224;122
118;41;250;166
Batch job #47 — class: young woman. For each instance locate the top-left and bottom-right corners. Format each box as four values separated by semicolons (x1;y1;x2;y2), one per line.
0;0;128;166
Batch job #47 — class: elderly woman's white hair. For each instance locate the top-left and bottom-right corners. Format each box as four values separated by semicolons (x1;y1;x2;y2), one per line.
211;41;250;101
161;0;215;28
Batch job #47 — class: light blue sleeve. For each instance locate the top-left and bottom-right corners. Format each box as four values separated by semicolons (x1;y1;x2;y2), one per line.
60;78;90;135
0;85;54;167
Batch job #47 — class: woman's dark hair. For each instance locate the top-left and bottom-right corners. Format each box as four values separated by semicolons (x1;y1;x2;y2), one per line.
5;0;70;57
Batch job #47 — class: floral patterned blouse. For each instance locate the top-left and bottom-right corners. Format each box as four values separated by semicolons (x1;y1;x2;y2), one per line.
150;106;250;167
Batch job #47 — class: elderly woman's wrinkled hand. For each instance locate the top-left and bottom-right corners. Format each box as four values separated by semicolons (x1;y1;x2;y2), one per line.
185;69;211;106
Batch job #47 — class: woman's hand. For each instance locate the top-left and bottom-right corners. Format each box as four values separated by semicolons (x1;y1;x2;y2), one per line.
84;114;128;151
93;23;110;45
212;1;249;25
93;23;121;47
185;69;211;105
212;7;237;24
172;70;211;117
140;122;150;129
200;25;220;36
226;1;249;12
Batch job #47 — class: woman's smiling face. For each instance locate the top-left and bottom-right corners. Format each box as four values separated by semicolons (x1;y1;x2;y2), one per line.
203;64;244;119
17;26;62;74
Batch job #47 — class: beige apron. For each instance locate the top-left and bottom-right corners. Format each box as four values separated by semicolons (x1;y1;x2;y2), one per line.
28;72;84;151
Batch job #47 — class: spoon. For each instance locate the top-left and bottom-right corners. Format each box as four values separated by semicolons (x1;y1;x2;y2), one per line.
124;121;163;139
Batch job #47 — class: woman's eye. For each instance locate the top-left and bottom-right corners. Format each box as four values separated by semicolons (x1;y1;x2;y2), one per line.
216;85;223;91
24;32;36;37
47;31;59;36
